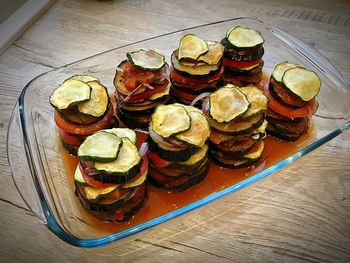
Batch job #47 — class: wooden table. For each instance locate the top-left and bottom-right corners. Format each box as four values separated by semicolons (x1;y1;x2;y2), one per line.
1;0;349;262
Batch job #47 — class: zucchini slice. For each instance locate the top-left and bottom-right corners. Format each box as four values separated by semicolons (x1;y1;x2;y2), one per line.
197;40;224;65
272;61;301;82
178;34;209;60
127;49;165;71
77;81;109;117
151;104;191;138
94;138;141;175
209;85;250;123
226;26;265;49
49;79;91;110
102;128;137;144
282;67;321;101
180;144;208;166
208;113;264;134
176;109;210;147
243;140;265;160
171;51;220;75
122;169;147;188
77;132;123;163
69;75;99;83
148;82;171;101
240;85;268;119
84;185;118;200
74;165;85;184
252;120;268;135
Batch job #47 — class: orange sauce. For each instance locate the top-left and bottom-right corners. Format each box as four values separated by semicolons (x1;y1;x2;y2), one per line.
62;126;315;234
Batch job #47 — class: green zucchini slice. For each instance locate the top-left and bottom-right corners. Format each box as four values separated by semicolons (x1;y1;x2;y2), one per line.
176;109;210;147
122;169;147;188
197;40;224;65
102;128;137;144
78;132;122;162
180;144;208;166
84;185;118;200
148;82;171;101
151;104;191;138
226;26;264;49
178;34;209;60
272;61;301;82
49;79;91;110
209;85;250;123
240;85;268;119
171;51;220;75
94;138;141;175
208;113;263;134
69;75;99;83
127;49;165;71
282;67;321;101
243;140;265;160
74;165;85;184
77;81;109;117
252;120;268;135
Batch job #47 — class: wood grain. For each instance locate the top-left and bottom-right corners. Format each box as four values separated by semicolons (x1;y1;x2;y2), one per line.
0;0;349;262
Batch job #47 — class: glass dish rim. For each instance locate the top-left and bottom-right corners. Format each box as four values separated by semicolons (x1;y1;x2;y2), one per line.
7;17;350;248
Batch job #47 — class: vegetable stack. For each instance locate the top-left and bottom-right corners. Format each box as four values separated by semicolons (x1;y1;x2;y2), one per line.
114;49;171;129
221;26;265;86
170;34;224;105
263;62;321;141
204;84;268;168
147;104;211;192
74;128;148;222
49;75;117;155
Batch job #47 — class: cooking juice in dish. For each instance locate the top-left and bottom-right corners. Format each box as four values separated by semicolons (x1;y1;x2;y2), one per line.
62;125;315;234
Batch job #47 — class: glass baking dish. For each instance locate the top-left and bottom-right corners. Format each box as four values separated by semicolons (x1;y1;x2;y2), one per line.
7;17;350;248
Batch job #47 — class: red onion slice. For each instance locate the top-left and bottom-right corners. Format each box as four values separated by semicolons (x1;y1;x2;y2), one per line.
190;92;211;106
138;142;149;157
149;129;187;149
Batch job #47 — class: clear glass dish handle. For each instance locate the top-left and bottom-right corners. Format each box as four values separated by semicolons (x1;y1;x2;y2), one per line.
7;102;47;224
270;26;350;91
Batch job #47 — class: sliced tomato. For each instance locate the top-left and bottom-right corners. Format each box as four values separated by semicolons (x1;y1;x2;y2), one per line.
171;87;197;102
260;79;318;119
170;66;223;87
117;79;169;102
59;129;82;146
79;164;117;188
54;105;114;135
123;60;166;84
147;150;170;168
223;58;261;70
124;78;138;91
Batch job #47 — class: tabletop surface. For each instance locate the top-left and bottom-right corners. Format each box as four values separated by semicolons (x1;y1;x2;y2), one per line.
1;0;350;262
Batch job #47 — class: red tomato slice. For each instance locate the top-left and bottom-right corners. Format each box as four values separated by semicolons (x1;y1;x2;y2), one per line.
123;60;166;84
124;78;138;91
171;87;198;102
79;164;117;188
54;105;114;135
147;150;170;168
260;79;317;119
117;79;169;102
59;129;82;146
223;57;261;70
170;66;223;87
